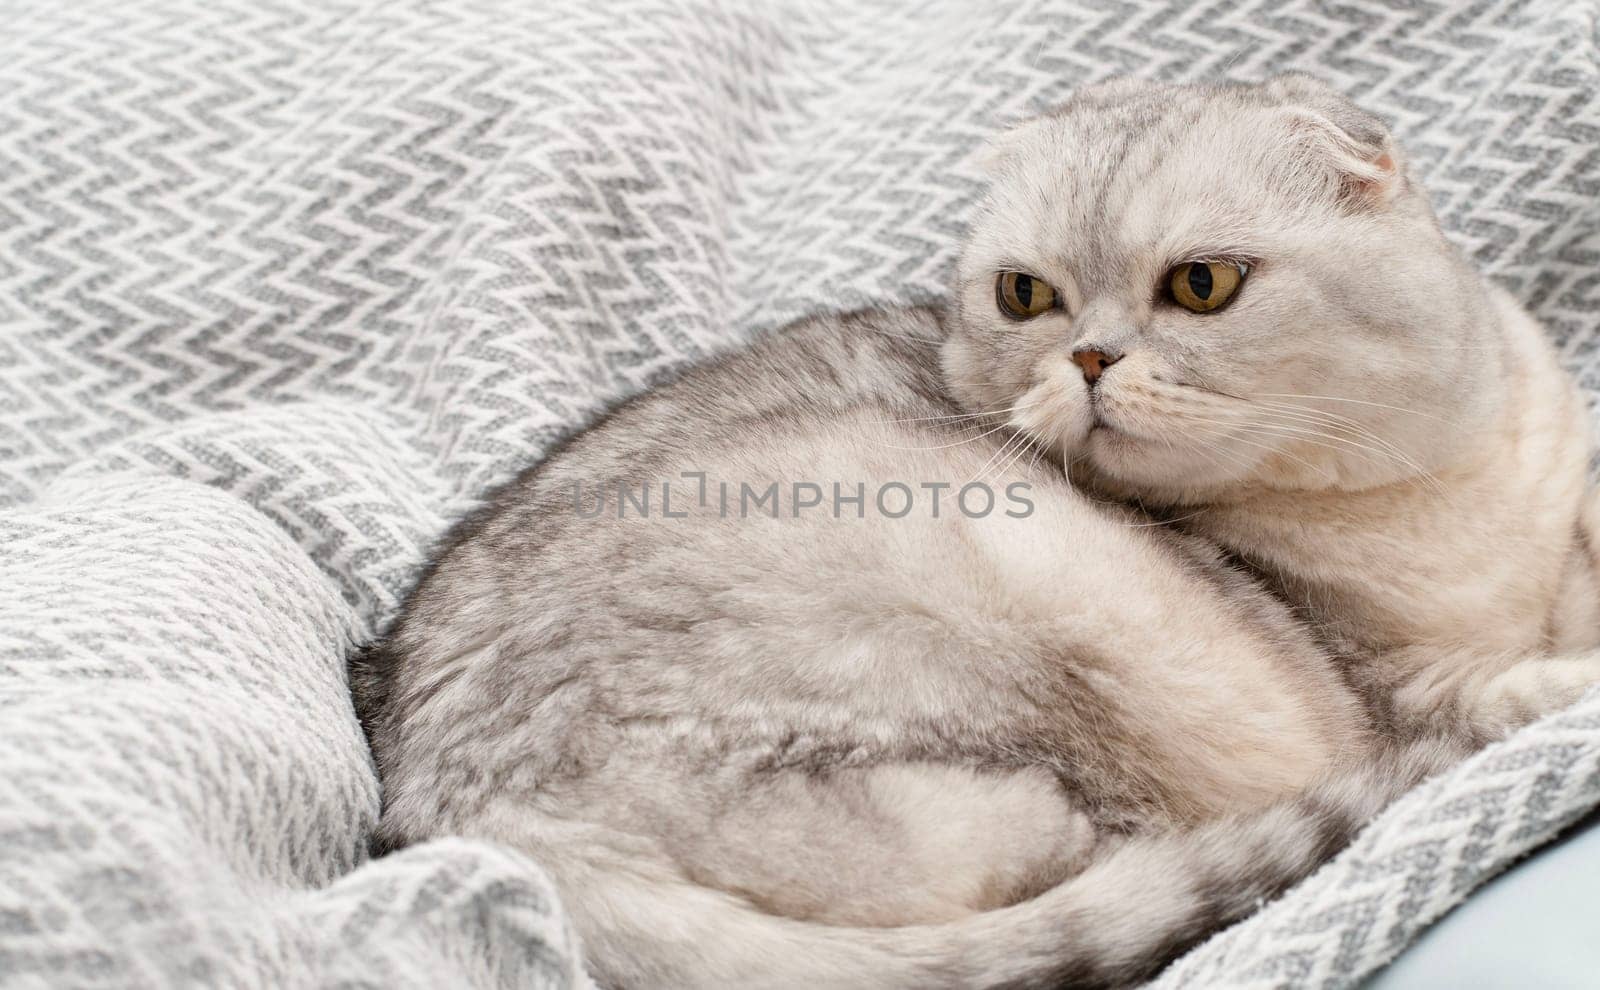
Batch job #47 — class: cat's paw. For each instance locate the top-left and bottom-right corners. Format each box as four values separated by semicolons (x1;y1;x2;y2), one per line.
1474;655;1600;737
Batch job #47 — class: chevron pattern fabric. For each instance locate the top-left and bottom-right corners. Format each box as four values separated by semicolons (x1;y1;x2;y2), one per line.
1;1;1597;987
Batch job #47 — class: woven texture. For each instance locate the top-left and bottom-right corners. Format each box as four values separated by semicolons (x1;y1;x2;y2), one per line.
2;1;1598;987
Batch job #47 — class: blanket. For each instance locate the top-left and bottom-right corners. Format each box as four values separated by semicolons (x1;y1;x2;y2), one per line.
3;1;1598;987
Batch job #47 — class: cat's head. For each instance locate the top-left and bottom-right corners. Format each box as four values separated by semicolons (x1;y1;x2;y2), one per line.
942;75;1506;502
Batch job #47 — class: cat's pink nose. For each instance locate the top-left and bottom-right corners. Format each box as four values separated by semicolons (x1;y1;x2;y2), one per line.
1072;348;1123;385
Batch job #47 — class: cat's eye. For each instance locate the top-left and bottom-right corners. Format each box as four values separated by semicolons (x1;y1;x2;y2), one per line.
1168;261;1248;313
995;272;1057;319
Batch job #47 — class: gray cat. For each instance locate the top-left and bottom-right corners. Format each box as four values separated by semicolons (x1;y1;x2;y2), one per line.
353;77;1596;989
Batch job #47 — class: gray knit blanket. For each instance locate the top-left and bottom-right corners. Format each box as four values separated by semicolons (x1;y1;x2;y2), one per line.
3;1;1598;987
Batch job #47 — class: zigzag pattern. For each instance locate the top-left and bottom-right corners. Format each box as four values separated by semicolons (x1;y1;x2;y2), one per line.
2;0;1599;987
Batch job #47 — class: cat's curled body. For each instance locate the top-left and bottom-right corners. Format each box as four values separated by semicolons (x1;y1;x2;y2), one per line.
356;76;1596;989
358;309;1417;989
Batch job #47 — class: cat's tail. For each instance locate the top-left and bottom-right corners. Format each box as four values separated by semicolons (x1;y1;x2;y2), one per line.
509;736;1463;990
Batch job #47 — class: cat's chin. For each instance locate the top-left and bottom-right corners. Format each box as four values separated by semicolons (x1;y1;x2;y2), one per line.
1081;423;1140;460
1068;431;1245;503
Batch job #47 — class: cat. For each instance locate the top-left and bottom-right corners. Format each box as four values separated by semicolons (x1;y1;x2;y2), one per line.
351;76;1592;989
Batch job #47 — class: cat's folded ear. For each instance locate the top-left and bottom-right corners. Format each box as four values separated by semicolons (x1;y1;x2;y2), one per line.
1264;73;1405;209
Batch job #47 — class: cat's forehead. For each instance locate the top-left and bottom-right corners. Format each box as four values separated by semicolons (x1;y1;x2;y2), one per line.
981;89;1298;284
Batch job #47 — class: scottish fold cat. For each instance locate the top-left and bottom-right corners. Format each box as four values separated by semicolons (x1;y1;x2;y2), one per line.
354;76;1597;988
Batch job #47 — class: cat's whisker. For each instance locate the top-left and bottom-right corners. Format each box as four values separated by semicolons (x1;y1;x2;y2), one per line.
1190;414;1393;462
1025;439;1049;477
1250;392;1455;428
1131;422;1252;495
990;438;1037;486
968;429;1034;487
1185;423;1336;481
873;397;1041;426
868;418;1015;451
1239;404;1449;496
1251;412;1428;483
1186;385;1444;474
1198;395;1435;475
1210;419;1403;473
1193;385;1450;485
874;411;992;425
1200;413;1451;498
1183;424;1278;479
966;432;1022;485
997;427;1051;483
1264;407;1427;469
1119;506;1211;528
864;396;1049;451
